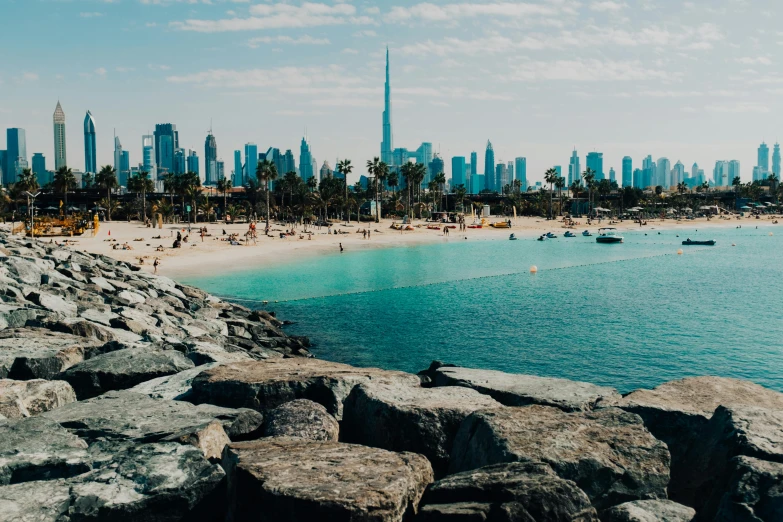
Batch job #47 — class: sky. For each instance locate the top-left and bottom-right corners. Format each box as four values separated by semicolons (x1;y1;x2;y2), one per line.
1;0;782;185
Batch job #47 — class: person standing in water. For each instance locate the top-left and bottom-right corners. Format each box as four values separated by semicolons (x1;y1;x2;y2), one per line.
339;243;344;253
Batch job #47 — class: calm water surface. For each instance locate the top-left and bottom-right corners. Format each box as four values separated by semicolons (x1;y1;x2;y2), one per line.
183;225;783;393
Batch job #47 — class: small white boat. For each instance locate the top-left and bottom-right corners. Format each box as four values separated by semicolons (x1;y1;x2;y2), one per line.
596;228;623;244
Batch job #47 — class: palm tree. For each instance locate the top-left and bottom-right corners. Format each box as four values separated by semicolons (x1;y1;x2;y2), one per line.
411;163;427;214
569;180;581;214
17;168;39;193
181;172;201;223
544;168;558;219
400;163;414;218
581;168;596;216
95;165;118;220
434;171;447;212
768;173;779;204
366;157;380;221
162;172;180;207
555;176;566;216
306;176;317;193
454;184;468;212
336;159;353;222
376;161;388;222
256;159;278;230
82;173;94;189
98;197;120;220
732;176;742;211
53;166;76;215
282;171;300;221
387;170;399;199
127;171;155;221
216;177;232;223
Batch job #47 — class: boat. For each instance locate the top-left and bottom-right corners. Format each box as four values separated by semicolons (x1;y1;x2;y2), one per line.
546;232;558;239
596;228;623;244
509;233;518;241
682;239;716;246
564;231;576;238
490;222;511;229
467;224;482;229
582;230;592;237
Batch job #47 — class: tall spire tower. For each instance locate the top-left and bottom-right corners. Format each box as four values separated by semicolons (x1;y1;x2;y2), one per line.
53;101;67;170
380;47;394;166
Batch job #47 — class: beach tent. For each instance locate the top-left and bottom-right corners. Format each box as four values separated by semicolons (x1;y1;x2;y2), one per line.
740;206;752;210
594;207;611;213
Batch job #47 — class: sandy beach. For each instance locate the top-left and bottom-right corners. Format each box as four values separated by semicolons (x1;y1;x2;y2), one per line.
11;214;777;279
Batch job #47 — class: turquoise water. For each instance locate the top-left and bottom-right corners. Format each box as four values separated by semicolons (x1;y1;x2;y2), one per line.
183;225;783;393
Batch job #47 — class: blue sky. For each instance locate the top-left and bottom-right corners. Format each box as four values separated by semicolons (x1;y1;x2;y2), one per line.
1;0;782;184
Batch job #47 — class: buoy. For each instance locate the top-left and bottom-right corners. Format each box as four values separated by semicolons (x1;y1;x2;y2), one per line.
529;265;538;273
732;243;736;247
677;249;683;255
770;232;774;236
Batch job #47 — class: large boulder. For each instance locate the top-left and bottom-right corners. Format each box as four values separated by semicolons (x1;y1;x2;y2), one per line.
417;462;598;522
262;399;339;441
713;456;783;522
602;500;695;522
0;379;76;419
222;437;433;521
58;347;195;400
189;359;420;419
0;329;100;380
42;390;263;445
25;291;78;317
429;365;620;412
342;382;501;475
450;406;670;510
675;406;783;517
129;363;218;400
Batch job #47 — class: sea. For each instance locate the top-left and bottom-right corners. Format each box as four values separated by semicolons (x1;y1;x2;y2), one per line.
182;224;783;394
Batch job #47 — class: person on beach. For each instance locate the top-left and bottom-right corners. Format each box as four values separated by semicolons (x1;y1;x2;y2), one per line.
153;258;159;274
339;243;344;253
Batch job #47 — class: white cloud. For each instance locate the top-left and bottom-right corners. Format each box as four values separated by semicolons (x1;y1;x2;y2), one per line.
705;102;769;113
171;2;374;32
149;64;171;70
353;30;377;37
590;1;627;12
736;56;772;65
80;12;103;18
341;48;359;54
116;66;135;73
510;59;669;82
14;72;39;82
401;35;547;56
247;35;330;48
387;2;566;23
95;67;107;76
166;66;364;90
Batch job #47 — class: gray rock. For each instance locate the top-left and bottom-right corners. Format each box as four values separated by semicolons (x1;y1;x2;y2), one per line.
178;340;254;365
602;500;696;522
78;308;117;327
129;363;218;400
89;276;116;292
190;358;420;419
0;302;43;330
450;406;670;510
46;318;119;342
42;390;262;444
263;399;339;441
117;289;147;305
58;348;195;400
430;365;621;412
25;291;77;317
0;329;100;380
0;416;90;485
418;462;598;522
0;479;72;522
343;382;501;475
0;379;76;419
713;456;783;522
222;437;433;522
675;406;783;517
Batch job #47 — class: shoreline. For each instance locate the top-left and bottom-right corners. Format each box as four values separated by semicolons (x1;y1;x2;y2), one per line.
4;215;776;280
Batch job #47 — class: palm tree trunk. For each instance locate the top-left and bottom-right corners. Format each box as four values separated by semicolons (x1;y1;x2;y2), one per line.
265;185;270;231
142;189;146;221
224;193;228;223
107;189;112;221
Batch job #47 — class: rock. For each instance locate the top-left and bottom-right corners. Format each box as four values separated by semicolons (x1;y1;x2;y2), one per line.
0;379;76;419
0;479;73;521
47;318;118;342
713;456;783;522
602;500;696;522
450;406;670;510
58;348;195;400
0;329;100;380
222;438;433;521
342;383;501;475
165;420;231;460
129;363;218;400
0;302;43;330
179;340;255;365
42;390;262;445
263;399;339;441
89;276;116;292
614;377;783;497
0;416;90;485
78;308;117;327
429;365;621;412
117;290;147;304
25;291;78;317
675;406;783;517
190;358;420;419
418;462;598;522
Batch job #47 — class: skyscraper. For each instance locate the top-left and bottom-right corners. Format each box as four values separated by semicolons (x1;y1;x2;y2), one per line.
282;149;296;175
142;135;156;181
495;163;507;192
320;161;332;181
187;150;199;175
53;102;67;170
244;143;258;183
656;158;670;187
299;137;314;181
233;150;242;187
451;156;466;187
5;128;27;185
714;161;729;186
642;155;655;188
32;153;47;186
622;156;632;187
0;151;5;185
381;48;394;165
173;149;186;175
484;140;495;191
773;143;781;177
568;149;580;185
470;152;477;185
633;169;643;188
83;111;96;174
113;135;125;186
758;142;769;172
204;130;217;185
728;160;741;184
216;160;225;181
429;155;444;189
586;152;604;180
671;161;685;187
154;124;178;174
609;167;616;183
515;157;527;190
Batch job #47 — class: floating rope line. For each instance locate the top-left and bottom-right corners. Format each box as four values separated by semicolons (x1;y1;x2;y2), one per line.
217;245;723;306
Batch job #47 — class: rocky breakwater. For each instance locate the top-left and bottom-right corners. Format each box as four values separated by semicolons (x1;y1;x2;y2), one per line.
0;233;781;521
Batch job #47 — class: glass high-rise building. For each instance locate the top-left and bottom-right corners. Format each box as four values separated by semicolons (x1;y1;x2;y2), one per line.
244;143;258;182
609;167;616;183
622;156;632;187
299;137;314;181
773;143;781;177
53;102;67;170
233;150;242;187
586;152;604;180
429;155;444;189
114;136;126;186
470;152;477;186
173;149;186;175
728;160;741;184
484;140;495;192
187;150;199;175
568;149;580;186
141;135;156;181
83;111;96;174
381;47;394;165
32;153;47;186
451;156;466;188
282;149;296;175
5;128;27;185
154;124;178;174
204;131;218;185
758;142;769;172
656;158;670;187
216;160;225;181
514;157;527;190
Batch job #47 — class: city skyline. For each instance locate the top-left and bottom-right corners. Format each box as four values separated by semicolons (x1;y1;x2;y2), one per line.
2;0;782;186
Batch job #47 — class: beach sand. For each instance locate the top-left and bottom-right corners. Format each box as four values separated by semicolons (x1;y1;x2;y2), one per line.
12;214;776;279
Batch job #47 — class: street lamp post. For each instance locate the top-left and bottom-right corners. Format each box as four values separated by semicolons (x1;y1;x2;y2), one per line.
24;192;41;240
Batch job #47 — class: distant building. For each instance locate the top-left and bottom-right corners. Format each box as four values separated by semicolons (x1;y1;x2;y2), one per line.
484;140;495;191
568;149;580;186
495;163;508;192
515;157;527;189
83;111;96;175
0;151;5;185
553;165;562;178
187;150;199;175
758;142;770;173
622;156;632;187
142;135;156;181
656;158;671;187
451;156;466;188
204;131;218;185
299;137;314;181
670;161;684;187
154;124;178;174
381;48;393;165
282;149;296;175
114;136;126;186
633;168;643;188
320;161;332;181
244;143;258;183
120;151;129;186
173;149;186;175
5;128;27;185
713;161;730;187
609;167;616;183
642;155;655;189
752;166;768;182
728;160;741;184
32;153;47;186
53;102;67;171
773;143;781;177
429;155;444;188
216;160;225;182
233;150;242;187
470;152;478;186
586;152;604;180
